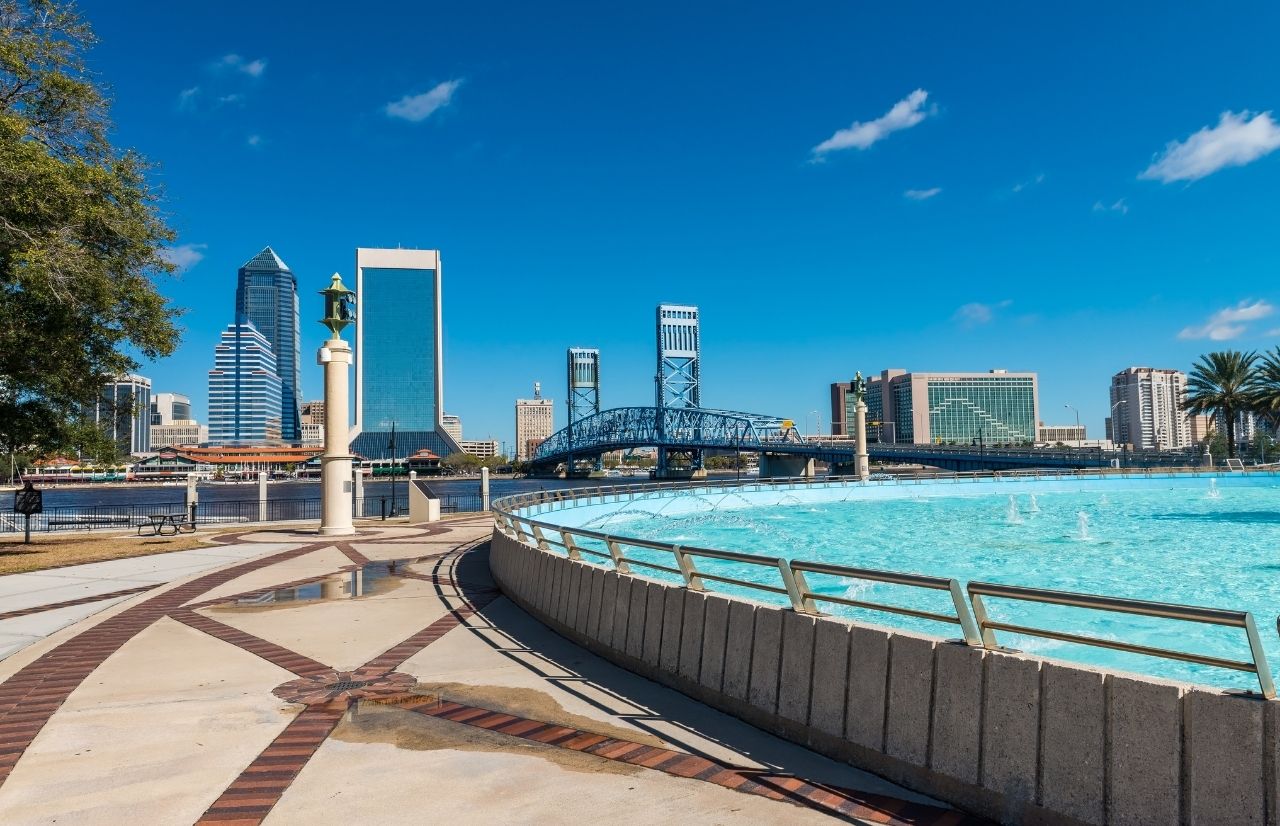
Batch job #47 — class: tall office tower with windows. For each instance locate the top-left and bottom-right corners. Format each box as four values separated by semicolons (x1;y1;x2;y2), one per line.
1107;367;1190;450
93;374;152;456
235;247;302;443
207;321;283;446
350;248;460;460
150;393;192;426
515;382;555;461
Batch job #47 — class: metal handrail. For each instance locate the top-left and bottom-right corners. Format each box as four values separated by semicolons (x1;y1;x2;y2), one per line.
493;473;1280;697
790;560;982;645
968;581;1276;698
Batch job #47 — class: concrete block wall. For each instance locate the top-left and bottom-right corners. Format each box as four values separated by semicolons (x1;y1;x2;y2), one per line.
488;529;1278;825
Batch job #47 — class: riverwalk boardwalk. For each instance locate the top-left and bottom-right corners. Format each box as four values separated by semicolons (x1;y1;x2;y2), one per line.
0;516;975;824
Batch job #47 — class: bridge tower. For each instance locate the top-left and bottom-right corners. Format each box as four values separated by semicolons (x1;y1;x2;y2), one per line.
567;348;601;471
655;304;702;476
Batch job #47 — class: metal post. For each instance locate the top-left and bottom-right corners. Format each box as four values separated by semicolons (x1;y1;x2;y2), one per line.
257;471;268;523
481;466;491;511
23;513;31;545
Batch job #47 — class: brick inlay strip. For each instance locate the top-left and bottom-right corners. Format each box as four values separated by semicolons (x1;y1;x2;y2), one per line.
170;610;332;678
195;701;346;825
384;694;982;825
0;585;156;622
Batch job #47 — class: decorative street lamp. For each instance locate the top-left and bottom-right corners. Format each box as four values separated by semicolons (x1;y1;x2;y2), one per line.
851;373;869;481
318;273;356;536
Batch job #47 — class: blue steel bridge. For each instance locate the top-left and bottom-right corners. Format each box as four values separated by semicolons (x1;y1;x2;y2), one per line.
530;406;1194;474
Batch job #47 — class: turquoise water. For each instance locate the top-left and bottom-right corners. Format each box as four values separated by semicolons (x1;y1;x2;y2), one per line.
546;476;1280;691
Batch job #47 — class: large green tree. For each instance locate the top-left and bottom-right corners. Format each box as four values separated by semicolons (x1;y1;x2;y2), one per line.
0;0;181;460
1183;350;1258;459
1250;347;1280;435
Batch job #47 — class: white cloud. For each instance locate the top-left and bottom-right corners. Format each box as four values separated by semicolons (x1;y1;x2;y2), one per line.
1178;299;1275;340
215;54;267;77
1092;197;1129;215
904;187;941;200
176;86;199;111
1012;173;1045;193
953;299;1012;328
811;89;932;156
217;93;244;105
159;243;207;273
1141;110;1280;183
386;79;464;123
246;134;263;147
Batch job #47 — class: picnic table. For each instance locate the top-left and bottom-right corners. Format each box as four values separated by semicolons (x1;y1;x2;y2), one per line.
137;513;195;537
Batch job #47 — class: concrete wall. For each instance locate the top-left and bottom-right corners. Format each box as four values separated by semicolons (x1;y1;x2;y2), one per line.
488;529;1278;826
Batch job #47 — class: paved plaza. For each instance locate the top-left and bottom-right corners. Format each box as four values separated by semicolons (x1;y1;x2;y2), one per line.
0;516;978;824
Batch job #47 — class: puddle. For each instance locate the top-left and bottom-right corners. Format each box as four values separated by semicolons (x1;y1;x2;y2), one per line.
210;557;448;611
334;696;641;776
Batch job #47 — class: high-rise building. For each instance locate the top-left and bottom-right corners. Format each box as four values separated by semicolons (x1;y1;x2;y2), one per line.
855;369;1038;445
150;421;202;449
442;414;463;443
207;321;283;446
235;247;302;443
515;382;554;461
1107;368;1190;451
350;248;460;460
460;439;500;459
93;374;152;456
150;393;192;426
299;400;326;447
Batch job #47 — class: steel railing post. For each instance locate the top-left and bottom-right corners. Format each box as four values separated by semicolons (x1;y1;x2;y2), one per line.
606;538;630;573
531;525;551;552
1246;614;1276;699
948;579;984;646
562;532;582;561
674;546;705;590
778;559;806;612
968;591;1000;648
789;565;817;613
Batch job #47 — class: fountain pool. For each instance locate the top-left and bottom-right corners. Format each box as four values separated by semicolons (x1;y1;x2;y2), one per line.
526;473;1280;691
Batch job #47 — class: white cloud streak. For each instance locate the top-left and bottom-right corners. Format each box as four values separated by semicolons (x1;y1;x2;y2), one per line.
177;86;199;111
1178;299;1275;341
159;243;207;273
215;54;267;77
904;187;941;200
1012;173;1045;193
385;79;463;123
953;299;1012;328
811;89;932;156
1092;197;1129;215
1141;110;1280;183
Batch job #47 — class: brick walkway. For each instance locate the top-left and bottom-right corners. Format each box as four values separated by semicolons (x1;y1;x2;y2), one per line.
0;516;984;825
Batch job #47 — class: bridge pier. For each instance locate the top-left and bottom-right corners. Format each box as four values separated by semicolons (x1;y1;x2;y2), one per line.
758;453;815;479
653;466;708;480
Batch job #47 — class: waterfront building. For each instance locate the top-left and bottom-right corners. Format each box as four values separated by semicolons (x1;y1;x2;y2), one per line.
150;393;192;426
235;247;302;443
149;421;203;449
92;374;152;456
350;247;460;460
1107;367;1190;451
829;378;887;441
133;445;320;480
207;321;283;446
460;439;500;459
516;383;555;461
1037;424;1087;445
442;414;463;442
858;369;1038;445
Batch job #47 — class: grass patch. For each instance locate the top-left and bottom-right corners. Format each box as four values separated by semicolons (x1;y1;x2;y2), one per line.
0;531;234;576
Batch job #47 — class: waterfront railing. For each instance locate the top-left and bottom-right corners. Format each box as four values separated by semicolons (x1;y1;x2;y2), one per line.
494;469;1280;698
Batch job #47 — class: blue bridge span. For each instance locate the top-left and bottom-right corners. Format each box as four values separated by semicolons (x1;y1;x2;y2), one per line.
531;406;1194;474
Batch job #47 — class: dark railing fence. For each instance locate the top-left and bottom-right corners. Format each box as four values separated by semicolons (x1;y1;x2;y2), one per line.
1;490;486;534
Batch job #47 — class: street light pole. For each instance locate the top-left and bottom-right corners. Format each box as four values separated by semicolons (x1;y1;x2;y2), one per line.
1064;404;1080;447
318;273;356;536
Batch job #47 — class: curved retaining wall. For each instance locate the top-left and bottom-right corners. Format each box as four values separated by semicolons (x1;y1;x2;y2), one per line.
489;527;1280;826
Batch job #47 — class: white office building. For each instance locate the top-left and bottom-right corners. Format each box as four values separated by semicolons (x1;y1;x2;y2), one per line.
442;414;463;443
460;439;500;459
1107;367;1190;450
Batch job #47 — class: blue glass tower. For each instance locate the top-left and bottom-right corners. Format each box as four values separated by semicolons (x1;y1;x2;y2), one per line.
350;248;460;460
235;247;301;443
207;321;283;445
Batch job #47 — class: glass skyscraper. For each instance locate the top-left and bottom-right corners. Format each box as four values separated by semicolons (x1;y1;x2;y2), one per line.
858;368;1039;445
234;247;301;443
207;321;283;446
350;248;460;460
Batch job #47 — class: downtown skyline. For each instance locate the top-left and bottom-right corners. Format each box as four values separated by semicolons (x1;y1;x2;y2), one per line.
78;0;1280;447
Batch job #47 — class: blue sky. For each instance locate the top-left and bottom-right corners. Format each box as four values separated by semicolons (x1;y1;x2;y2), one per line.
82;0;1280;447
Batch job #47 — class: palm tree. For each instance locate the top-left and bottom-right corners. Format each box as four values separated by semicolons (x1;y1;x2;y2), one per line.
1183;350;1258;459
1250;347;1280;435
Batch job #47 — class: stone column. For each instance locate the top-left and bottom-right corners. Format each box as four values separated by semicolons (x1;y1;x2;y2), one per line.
352;466;364;519
185;474;199;523
257;472;268;522
855;398;870;481
319;337;355;536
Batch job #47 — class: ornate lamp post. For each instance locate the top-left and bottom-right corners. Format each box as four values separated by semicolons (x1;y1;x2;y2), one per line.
852;373;870;481
318;274;356;536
